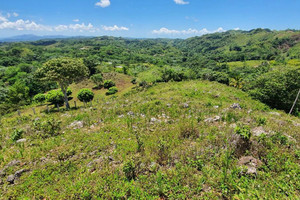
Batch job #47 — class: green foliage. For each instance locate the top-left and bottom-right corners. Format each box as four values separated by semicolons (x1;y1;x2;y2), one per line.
46;88;72;105
248;68;300;113
37;57;89;108
46;90;64;105
77;89;94;103
123;160;136;181
32;118;61;138
33;93;46;103
234;125;251;141
90;73;103;87
106;86;118;95
103;80;116;89
11;129;24;142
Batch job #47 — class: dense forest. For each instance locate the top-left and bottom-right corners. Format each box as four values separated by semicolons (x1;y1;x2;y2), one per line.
0;28;300;115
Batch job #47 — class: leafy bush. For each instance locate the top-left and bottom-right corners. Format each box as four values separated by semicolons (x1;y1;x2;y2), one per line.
234;125;251;141
103;80;116;89
106;87;118;95
248;68;300;113
46;88;72;105
123;160;136;181
11;129;24;142
33;93;46;103
77;89;94;102
90;73;103;87
32;118;61;138
46;90;64;105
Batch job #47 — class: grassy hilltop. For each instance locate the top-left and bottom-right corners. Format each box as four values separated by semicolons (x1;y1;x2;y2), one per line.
0;78;299;199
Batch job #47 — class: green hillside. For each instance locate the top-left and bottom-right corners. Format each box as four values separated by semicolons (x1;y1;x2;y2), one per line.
1;29;300;117
0;80;299;199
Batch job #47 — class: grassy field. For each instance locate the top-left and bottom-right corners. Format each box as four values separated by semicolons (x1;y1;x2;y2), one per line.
0;80;299;199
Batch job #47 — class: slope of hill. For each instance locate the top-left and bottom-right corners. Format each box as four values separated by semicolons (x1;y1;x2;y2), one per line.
0;80;299;199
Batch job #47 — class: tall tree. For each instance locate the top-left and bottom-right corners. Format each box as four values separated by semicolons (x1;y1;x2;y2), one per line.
37;57;89;109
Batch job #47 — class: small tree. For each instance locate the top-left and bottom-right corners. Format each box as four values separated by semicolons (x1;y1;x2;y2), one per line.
77;89;94;103
103;80;116;89
33;93;46;104
106;86;118;95
37;58;89;109
91;73;103;88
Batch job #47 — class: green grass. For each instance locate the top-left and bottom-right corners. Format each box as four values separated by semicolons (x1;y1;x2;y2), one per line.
0;80;299;199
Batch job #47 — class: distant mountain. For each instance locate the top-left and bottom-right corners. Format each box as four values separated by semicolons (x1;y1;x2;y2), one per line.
0;34;87;42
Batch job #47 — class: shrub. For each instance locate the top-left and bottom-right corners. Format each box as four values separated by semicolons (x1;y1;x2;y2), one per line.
33;93;46;103
32;118;61;138
235;125;251;141
131;78;137;84
77;89;94;102
91;73;103;87
11;129;24;142
106;87;118;96
103;80;116;89
46;90;64;105
46;88;72;105
123;160;136;181
248;68;300;113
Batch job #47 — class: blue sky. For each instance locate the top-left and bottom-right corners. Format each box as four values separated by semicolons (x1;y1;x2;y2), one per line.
0;0;299;38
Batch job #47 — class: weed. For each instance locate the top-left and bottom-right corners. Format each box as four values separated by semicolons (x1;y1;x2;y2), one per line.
32;118;61;138
123;160;136;181
11;129;24;142
234;125;251;142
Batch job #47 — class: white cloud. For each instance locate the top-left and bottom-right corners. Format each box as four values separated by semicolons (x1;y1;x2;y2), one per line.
174;0;189;5
152;27;180;34
95;0;111;8
73;19;80;22
152;27;226;36
0;15;8;22
234;27;240;30
102;25;129;31
0;19;52;31
0;17;98;33
12;12;19;17
55;23;97;32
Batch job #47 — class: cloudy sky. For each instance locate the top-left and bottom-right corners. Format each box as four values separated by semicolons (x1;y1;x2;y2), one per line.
0;0;299;38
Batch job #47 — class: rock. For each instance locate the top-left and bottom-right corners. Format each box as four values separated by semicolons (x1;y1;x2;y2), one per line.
0;169;6;177
16;138;27;143
238;156;262;176
7;175;15;184
118;114;125;118
252;127;267;137
14;169;29;178
230;103;241;109
87;157;103;168
293;122;300;127
68;121;84;129
213;106;219;109
269;112;280;116
150;117;157;123
108;156;114;162
230;123;237;129
127;111;134;116
183;103;189;108
61;114;71;117
204;116;221;123
166;104;171;107
149;162;158;172
6;160;21;167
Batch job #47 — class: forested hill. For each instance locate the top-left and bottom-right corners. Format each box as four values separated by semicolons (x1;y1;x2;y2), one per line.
179;29;300;64
0;29;300;116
